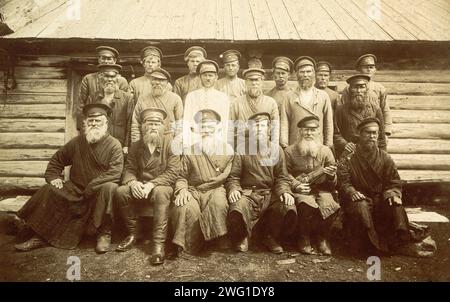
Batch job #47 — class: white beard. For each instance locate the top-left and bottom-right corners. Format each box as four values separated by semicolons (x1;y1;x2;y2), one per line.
143;131;161;146
298;139;320;157
201;136;217;155
85;123;108;144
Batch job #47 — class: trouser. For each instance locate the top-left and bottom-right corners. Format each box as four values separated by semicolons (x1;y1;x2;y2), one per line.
296;203;338;243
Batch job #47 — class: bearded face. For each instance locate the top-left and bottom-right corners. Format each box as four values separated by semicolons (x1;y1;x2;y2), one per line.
297;66;314;90
349;84;368;110
100;74;119;95
142;121;163;145
84;116;108;144
359;126;379;152
246;77;263;98
297;127;319;157
198;121;219;154
151;78;168;97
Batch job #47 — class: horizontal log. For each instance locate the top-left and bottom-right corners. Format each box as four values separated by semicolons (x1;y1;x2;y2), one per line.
0;119;65;132
0;177;46;193
0;133;65;148
391;110;450;123
330;70;450;84
0;92;66;104
388;95;450;110
392;154;450;170
0;161;48;177
391;123;450;139
15;56;70;67
398;170;450;183
0;104;65;118
0;67;67;80
388;138;450;154
0;149;57;161
0;79;67;93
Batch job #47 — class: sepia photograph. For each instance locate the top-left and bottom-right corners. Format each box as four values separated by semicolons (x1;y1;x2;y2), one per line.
0;0;449;287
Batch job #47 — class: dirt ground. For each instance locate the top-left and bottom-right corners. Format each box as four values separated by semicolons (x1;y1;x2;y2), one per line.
0;203;449;282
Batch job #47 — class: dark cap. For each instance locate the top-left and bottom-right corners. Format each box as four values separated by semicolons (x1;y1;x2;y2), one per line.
346;74;371;85
220;49;241;64
194;109;221;124
247;57;263;69
242;68;265;79
83;103;111;117
140;46;163;60
357;117;381;131
97;63;122;76
149;67;171;81
355;54;377;68
184;46;207;61
272;56;294;72
294;56;316;70
140;107;167;123
316;61;332;73
248;112;271;122
196;60;219;75
297;115;320;128
96;46;119;58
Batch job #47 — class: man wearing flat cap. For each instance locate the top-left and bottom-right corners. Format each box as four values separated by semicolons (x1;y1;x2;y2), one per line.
284;116;340;255
334;74;386;159
129;46;173;105
181;59;231;154
341;54;392;136
131;68;183;143
171;109;234;257
337;117;411;255
89;64;134;153
215;49;246;100
173;46;207;103
266;56;297;112
230;68;280;148
114;107;179;265
280;56;333;149
79;46;129;124
314;61;341;113
15;104;124;254
226;112;296;254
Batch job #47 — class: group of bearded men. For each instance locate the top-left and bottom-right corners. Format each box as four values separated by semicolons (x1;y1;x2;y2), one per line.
14;44;413;266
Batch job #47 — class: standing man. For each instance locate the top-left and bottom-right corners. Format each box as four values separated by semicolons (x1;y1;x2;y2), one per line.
171;109;234;256
337;118;410;254
280;56;333;149
182;60;230;153
266;56;296;112
131;68;183;143
114;108;179;265
284;116;340;255
314;61;341;113
173;46;207;103
226;112;296;254
334;74;386;158
215;49;246;100
129;46;172;105
15;104;123;253
94;64;134;153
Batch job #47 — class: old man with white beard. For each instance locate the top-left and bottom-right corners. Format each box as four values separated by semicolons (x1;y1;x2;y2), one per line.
15;104;124;253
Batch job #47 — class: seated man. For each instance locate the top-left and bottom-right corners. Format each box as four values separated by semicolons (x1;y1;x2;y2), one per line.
15;104;123;253
114;108;179;265
226;112;296;254
337;118;411;255
171;109;234;256
284;116;340;255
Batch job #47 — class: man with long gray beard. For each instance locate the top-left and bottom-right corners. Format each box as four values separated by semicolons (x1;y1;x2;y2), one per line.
284;116;339;255
131;68;183;143
15;104;123;253
334;74;386;158
280;56;333;148
337;118;410;255
115;108;179;265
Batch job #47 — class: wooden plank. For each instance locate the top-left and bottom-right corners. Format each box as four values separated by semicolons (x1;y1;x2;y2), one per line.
265;0;299;40
391;110;450;123
388;138;450;154
0;118;65;132
392;154;450;170
389;95;450;110
398;170;450;183
392;123;450;140
0;133;64;148
0;177;46;192
0;92;66;104
162;0;192;40
0;67;67;80
0;79;67;93
248;0;279;40
119;0;157;40
65;70;80;143
231;0;258;41
216;0;233;40
93;0;133;39
0;161;48;177
331;70;450;83
0;149;56;161
138;0;168;40
191;0;217;40
15;56;69;67
0;104;65;118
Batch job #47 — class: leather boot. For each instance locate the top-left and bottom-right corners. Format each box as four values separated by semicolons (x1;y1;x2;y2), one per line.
116;204;137;252
297;235;315;255
15;236;48;252
149;201;169;265
263;235;284;254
